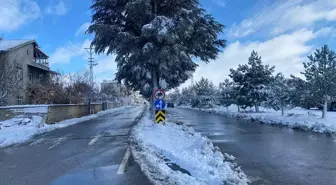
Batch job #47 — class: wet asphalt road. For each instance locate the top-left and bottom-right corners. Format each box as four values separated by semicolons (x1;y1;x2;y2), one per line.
168;108;336;185
0;105;150;185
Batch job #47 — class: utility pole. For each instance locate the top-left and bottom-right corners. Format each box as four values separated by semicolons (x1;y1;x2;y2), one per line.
85;46;97;89
85;46;97;113
69;73;72;104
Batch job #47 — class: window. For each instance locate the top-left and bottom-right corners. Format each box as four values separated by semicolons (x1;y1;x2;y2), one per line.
29;73;33;83
16;96;23;105
16;67;23;80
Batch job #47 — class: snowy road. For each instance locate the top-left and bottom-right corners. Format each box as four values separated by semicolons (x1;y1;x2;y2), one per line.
0;105;150;185
168;108;336;185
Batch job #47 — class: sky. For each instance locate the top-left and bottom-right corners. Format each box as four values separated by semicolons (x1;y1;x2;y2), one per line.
1;0;336;87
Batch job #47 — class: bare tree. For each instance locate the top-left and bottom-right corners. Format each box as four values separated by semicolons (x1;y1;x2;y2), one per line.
67;70;92;104
0;54;21;105
28;73;69;104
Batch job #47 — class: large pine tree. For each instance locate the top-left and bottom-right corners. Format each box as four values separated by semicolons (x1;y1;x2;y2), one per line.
87;0;226;98
229;51;275;112
301;45;336;118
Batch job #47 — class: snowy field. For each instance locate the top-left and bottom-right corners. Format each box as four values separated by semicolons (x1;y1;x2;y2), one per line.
130;112;249;185
182;105;336;134
0;106;132;148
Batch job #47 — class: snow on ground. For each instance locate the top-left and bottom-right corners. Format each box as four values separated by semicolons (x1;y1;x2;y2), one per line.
130;112;249;185
182;105;336;134
0;106;133;148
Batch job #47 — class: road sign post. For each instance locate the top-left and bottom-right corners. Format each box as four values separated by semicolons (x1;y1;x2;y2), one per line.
153;89;166;124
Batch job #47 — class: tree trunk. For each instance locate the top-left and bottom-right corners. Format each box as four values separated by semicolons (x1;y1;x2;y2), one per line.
255;104;259;112
152;70;159;122
281;106;284;116
322;99;328;119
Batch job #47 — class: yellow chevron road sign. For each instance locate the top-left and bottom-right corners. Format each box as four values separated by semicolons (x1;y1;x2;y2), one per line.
155;110;166;123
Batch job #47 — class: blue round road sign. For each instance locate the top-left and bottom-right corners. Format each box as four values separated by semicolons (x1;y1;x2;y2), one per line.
154;99;166;110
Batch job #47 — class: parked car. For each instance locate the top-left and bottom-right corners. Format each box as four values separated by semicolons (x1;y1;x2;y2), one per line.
167;103;175;108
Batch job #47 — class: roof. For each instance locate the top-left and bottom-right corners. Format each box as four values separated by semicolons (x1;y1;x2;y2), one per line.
0;39;37;52
34;46;49;58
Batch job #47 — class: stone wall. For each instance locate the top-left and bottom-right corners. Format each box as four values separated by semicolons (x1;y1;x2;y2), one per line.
0;103;127;124
45;103;125;124
46;104;105;124
0;105;48;121
0;109;15;121
92;104;103;114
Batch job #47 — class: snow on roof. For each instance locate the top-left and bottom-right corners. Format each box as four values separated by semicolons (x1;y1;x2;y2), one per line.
0;40;35;51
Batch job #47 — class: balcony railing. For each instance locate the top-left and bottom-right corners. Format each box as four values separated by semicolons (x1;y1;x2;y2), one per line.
34;58;49;68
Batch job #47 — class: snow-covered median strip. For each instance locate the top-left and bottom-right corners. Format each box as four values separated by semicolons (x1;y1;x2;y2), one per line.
182;105;336;134
0;105;132;148
130;112;249;185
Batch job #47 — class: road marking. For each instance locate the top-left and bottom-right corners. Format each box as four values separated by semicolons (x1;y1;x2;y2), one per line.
227;125;246;132
117;147;131;175
48;137;66;150
88;135;101;145
48;135;73;150
211;139;235;143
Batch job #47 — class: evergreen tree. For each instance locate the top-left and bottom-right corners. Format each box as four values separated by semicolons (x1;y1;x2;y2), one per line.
167;88;181;105
218;79;238;109
287;75;316;109
87;0;226;99
301;45;336;118
192;77;216;108
179;86;196;106
229;51;275;112
266;74;293;116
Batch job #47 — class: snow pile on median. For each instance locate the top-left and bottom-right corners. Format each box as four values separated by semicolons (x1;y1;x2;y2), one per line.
0;105;132;148
130;114;249;185
185;105;336;134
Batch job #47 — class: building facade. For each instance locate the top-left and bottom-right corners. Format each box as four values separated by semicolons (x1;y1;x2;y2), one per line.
100;80;119;92
0;40;57;105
